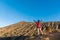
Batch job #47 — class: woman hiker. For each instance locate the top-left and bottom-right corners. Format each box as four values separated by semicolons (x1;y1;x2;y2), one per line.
34;20;43;35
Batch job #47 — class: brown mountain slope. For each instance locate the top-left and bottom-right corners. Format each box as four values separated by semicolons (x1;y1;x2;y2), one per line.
0;21;60;40
0;21;37;37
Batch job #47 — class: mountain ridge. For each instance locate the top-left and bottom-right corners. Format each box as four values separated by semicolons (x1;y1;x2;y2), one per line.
0;21;60;40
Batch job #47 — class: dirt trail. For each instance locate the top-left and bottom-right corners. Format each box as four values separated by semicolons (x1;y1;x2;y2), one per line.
34;32;60;40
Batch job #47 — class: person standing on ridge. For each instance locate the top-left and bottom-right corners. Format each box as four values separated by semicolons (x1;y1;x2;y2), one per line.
34;20;43;35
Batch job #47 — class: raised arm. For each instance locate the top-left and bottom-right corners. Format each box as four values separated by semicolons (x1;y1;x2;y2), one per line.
33;20;37;26
34;20;37;23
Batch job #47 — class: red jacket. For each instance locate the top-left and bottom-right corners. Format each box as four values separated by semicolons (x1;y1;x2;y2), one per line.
35;22;41;28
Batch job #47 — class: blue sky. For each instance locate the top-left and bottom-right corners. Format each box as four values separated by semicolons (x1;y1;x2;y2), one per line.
0;0;60;27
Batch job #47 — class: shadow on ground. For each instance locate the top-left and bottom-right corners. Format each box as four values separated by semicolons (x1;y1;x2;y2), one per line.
0;35;30;40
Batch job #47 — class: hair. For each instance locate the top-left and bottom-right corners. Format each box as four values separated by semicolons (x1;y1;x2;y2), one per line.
38;20;40;22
